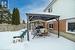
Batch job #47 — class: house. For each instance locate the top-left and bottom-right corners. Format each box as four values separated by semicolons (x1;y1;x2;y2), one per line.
44;0;75;34
0;0;11;24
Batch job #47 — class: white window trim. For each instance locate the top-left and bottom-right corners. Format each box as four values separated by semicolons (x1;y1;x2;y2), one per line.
66;19;75;34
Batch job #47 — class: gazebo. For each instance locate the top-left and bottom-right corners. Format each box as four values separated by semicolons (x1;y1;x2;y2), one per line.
26;12;60;41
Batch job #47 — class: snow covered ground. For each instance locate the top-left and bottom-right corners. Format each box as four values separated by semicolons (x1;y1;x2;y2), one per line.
0;29;75;50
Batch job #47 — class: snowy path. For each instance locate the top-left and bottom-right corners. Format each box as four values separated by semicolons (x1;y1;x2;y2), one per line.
0;29;75;50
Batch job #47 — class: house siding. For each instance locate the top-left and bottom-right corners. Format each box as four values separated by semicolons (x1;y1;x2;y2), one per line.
52;0;75;19
53;19;66;32
44;0;75;19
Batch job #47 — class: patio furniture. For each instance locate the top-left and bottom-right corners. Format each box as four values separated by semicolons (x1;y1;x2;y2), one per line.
32;29;39;39
13;30;27;43
32;26;48;39
39;28;48;36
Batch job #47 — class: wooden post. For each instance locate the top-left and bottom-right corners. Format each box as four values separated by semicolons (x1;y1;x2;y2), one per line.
58;17;59;38
27;16;29;41
56;17;60;38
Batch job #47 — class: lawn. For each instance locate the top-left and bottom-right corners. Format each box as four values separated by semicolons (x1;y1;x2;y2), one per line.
0;29;75;50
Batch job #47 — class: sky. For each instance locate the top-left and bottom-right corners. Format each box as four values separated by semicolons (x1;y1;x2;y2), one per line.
8;0;52;22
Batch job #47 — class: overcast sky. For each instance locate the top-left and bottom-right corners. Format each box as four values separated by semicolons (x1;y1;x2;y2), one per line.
9;0;52;22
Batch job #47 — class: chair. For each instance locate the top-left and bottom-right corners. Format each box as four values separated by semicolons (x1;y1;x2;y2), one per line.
13;30;27;43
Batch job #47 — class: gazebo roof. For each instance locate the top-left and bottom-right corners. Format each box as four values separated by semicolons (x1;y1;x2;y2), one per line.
26;12;60;21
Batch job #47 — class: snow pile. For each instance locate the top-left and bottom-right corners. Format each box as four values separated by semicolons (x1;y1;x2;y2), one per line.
0;29;75;50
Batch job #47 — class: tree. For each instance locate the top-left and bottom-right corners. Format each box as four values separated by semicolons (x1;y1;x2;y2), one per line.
0;4;12;24
15;8;20;25
0;5;2;8
0;5;2;24
7;10;12;24
0;12;3;24
22;20;25;24
12;8;20;25
12;8;15;25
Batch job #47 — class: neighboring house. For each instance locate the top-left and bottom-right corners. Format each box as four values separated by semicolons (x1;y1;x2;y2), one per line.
44;0;75;34
0;0;11;24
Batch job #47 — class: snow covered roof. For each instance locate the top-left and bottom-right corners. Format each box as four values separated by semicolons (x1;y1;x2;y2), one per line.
26;12;60;21
26;12;59;16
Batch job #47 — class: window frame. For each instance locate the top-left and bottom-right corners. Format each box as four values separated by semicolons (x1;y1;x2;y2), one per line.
66;19;75;34
48;8;50;13
48;6;52;13
49;24;53;29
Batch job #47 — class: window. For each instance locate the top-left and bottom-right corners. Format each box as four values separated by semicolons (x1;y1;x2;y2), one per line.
49;24;53;28
48;7;52;13
48;8;50;12
68;22;75;32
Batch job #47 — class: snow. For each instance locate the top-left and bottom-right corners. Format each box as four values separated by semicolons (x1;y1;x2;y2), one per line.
26;12;60;16
0;29;75;50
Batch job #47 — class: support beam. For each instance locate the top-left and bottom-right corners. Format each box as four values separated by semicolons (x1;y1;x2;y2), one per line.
29;16;33;21
27;16;29;41
56;17;60;38
58;17;60;38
